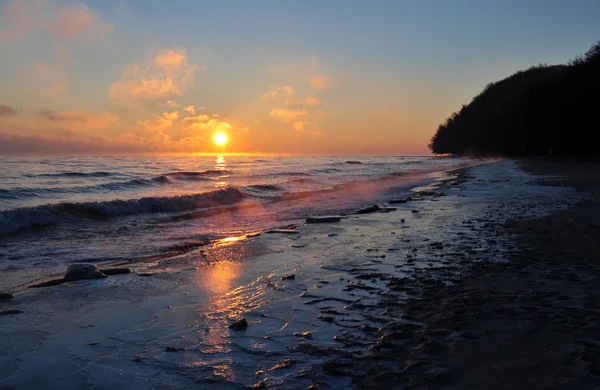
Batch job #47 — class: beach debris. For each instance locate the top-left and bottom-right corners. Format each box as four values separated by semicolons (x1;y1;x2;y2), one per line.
0;293;14;300
328;233;339;237
401;219;405;223
229;318;248;331
293;331;313;339
389;198;408;204
64;264;107;282
101;267;131;276
281;274;296;280
306;215;343;224
412;210;420;213
165;346;185;352
355;205;381;214
266;229;299;234
0;309;23;316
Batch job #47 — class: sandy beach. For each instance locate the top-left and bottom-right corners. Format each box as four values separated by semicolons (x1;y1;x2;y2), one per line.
1;159;599;389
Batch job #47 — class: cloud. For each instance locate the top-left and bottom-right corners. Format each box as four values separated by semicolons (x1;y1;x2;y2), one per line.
38;109;119;131
182;114;211;127
44;3;111;38
0;104;17;116
188;118;232;133
181;114;232;133
183;105;196;115
0;0;111;43
137;111;179;132
109;49;198;100
306;96;320;106
43;78;68;97
158;100;180;108
310;75;328;90
269;108;309;122
261;85;294;101
293;121;307;131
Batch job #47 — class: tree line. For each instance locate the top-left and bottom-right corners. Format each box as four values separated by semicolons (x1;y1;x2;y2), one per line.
429;41;600;156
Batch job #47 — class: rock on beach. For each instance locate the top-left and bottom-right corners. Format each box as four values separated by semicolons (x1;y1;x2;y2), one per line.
64;264;107;282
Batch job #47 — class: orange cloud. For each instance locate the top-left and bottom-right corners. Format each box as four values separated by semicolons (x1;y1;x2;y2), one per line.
188;118;232;133
310;75;328;90
293;121;308;131
0;0;111;43
158;100;180;108
261;85;294;101
306;96;320;106
137;111;179;132
269;108;309;122
183;105;196;115
109;49;198;100
44;3;111;38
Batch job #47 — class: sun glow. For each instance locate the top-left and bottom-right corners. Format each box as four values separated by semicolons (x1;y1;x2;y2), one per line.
213;132;229;147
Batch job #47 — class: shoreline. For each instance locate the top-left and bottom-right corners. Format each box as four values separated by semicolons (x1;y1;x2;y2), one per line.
6;162;477;293
1;158;592;389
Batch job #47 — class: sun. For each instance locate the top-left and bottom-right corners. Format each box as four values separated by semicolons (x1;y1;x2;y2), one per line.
213;132;229;147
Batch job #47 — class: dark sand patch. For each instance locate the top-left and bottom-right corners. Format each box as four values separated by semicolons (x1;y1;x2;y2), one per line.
346;158;600;389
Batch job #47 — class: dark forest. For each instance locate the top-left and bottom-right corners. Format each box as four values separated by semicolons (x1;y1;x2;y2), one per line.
429;41;600;156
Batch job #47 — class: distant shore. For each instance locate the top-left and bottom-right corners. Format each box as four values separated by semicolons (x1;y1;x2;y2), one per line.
2;158;597;389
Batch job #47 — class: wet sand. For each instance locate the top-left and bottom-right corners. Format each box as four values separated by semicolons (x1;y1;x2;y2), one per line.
1;159;597;389
352;159;600;389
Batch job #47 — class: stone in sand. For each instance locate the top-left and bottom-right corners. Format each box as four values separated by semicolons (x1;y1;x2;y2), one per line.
356;205;380;214
266;229;299;234
102;268;131;276
0;309;23;316
389;199;408;204
282;274;296;280
0;293;14;300
165;346;185;352
412;210;420;213
64;264;107;282
306;216;342;224
293;331;313;339
229;318;248;331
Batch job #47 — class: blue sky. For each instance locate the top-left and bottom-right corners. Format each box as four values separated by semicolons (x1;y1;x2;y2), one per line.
1;0;599;155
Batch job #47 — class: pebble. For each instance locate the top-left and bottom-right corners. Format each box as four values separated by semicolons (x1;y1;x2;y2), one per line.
0;293;14;300
229;318;248;331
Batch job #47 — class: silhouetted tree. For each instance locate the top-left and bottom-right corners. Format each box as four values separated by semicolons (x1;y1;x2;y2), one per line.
429;41;600;157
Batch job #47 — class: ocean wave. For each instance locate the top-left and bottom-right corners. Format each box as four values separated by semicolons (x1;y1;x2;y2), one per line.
244;184;283;192
0;188;246;235
26;171;116;178
168;169;231;178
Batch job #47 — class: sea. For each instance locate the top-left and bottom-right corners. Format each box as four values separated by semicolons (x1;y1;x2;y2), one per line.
0;155;470;290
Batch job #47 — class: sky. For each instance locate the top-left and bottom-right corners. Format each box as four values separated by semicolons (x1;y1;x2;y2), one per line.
0;0;599;156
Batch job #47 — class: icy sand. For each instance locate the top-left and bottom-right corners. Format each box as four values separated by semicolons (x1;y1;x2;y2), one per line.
0;160;582;389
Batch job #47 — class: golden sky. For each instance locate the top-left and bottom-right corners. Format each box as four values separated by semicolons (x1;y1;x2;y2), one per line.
1;0;597;155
